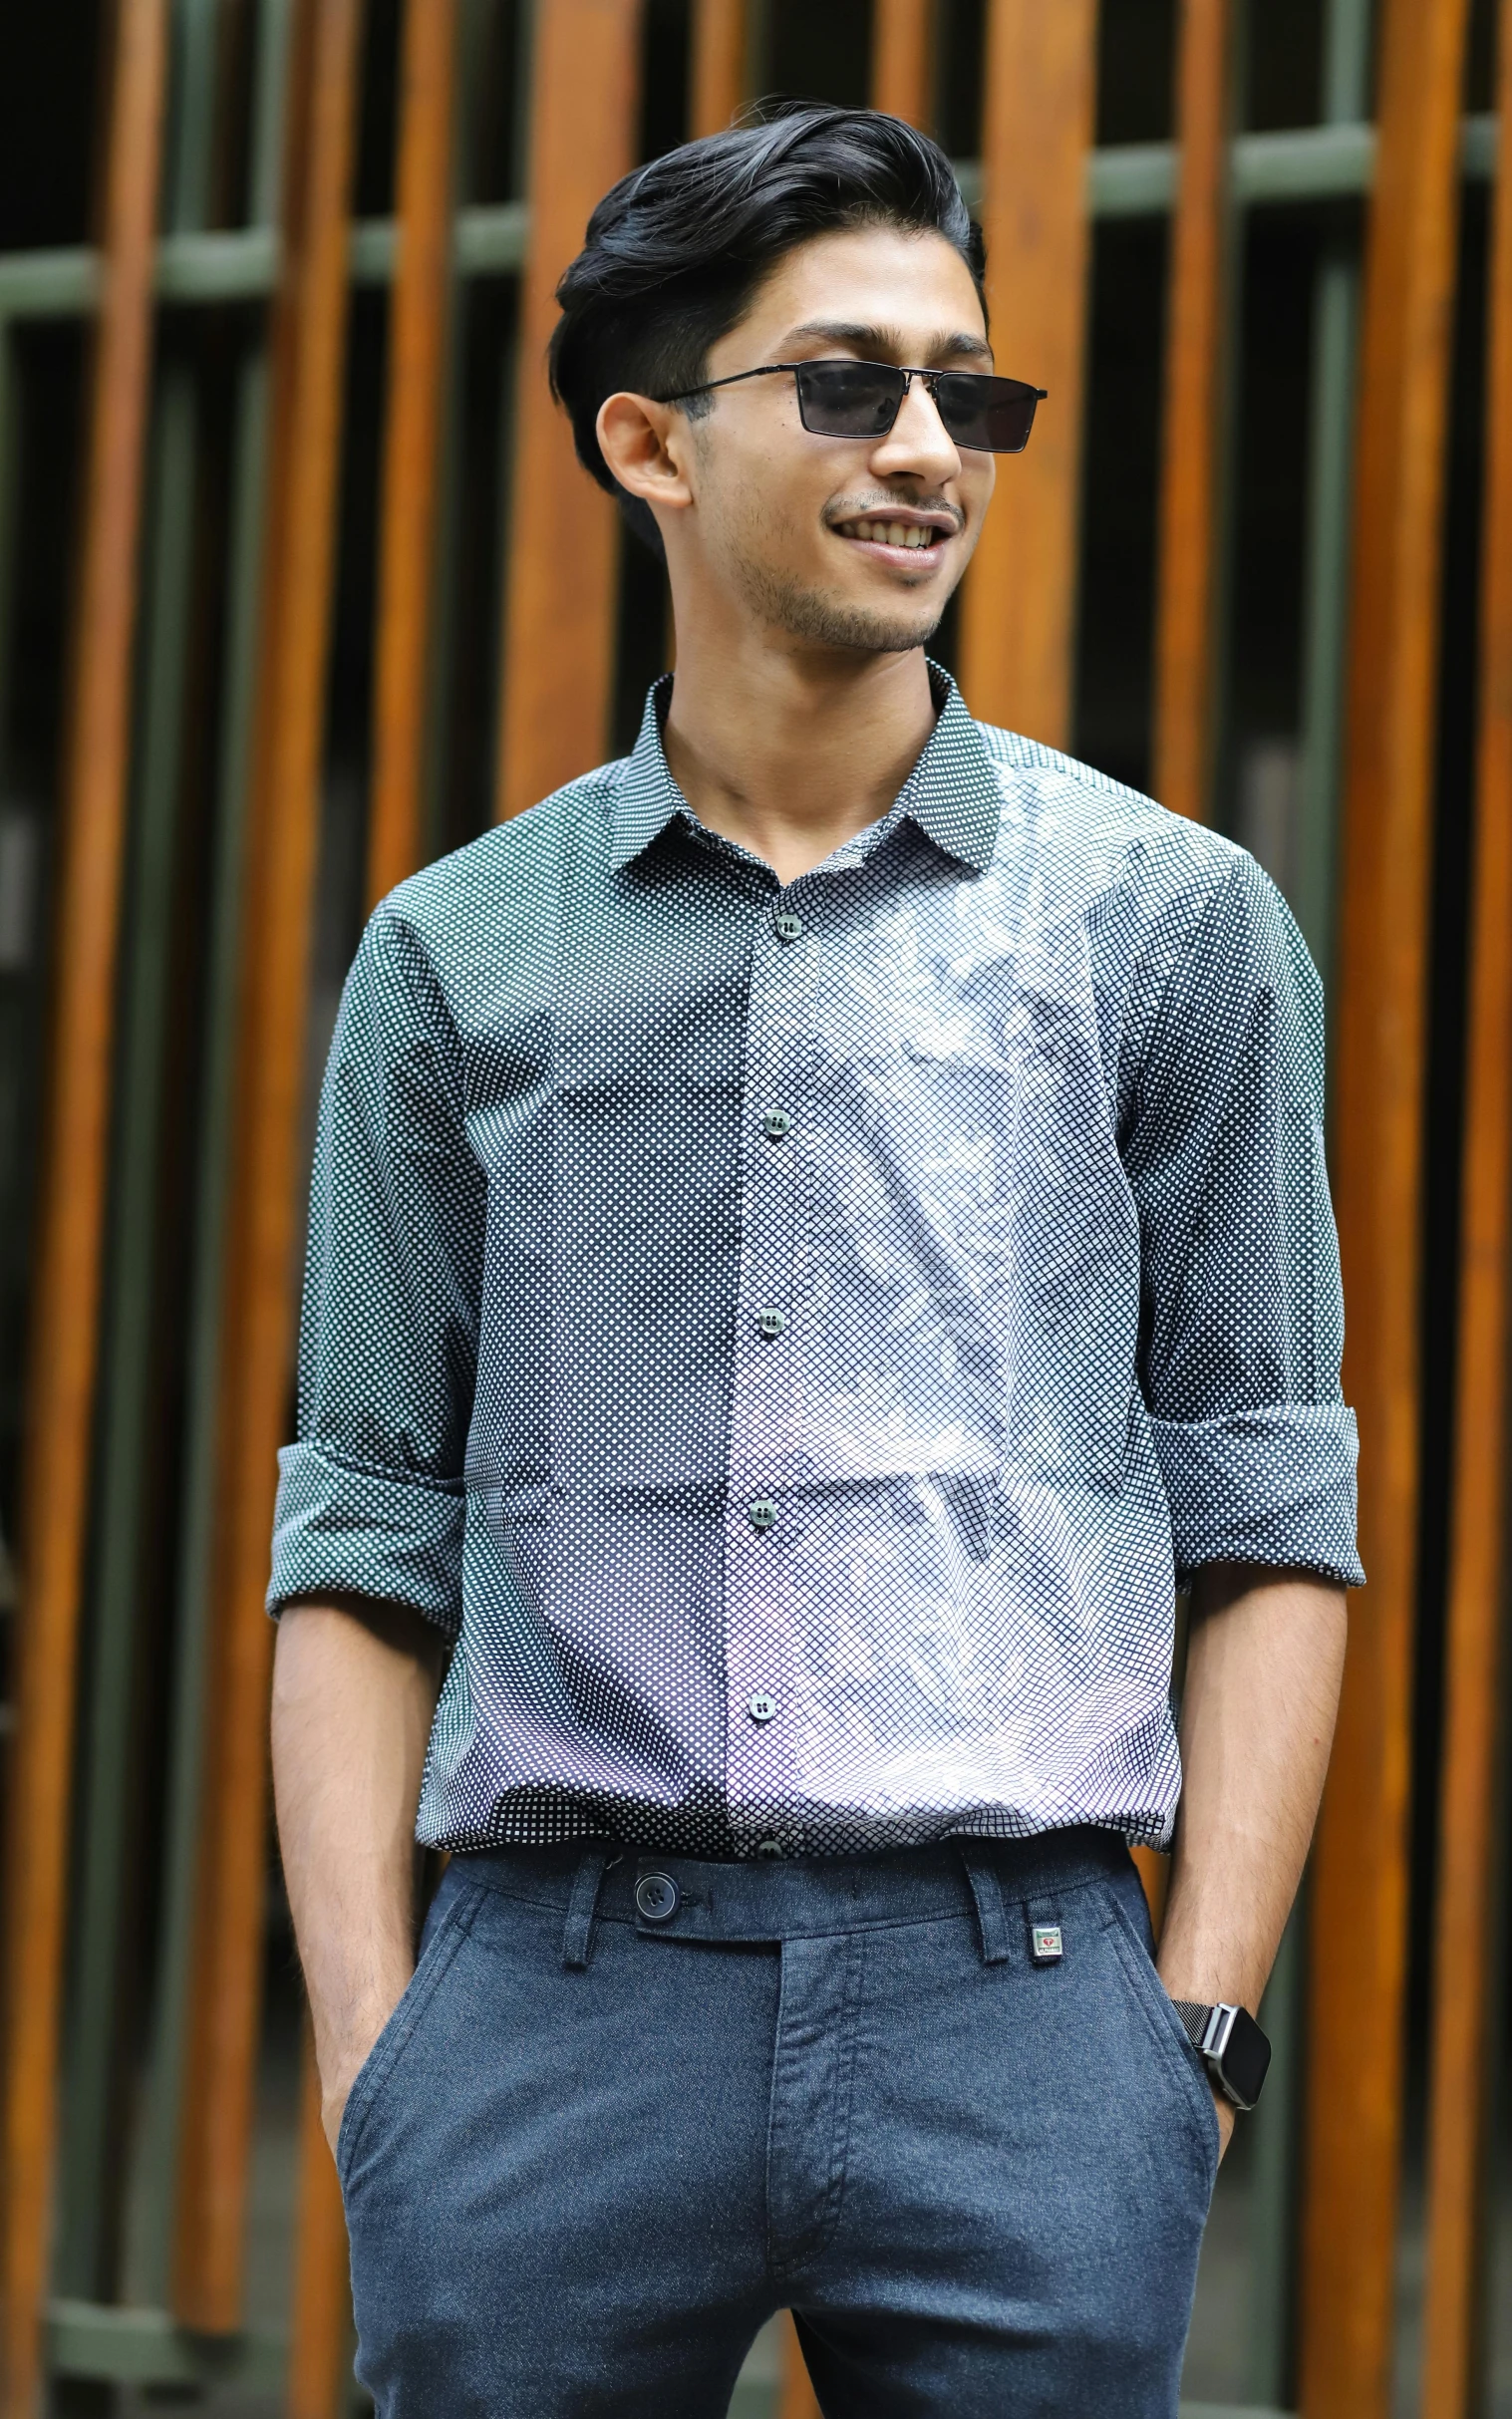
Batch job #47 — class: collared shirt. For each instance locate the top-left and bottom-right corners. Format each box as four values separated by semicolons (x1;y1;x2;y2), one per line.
269;669;1361;1858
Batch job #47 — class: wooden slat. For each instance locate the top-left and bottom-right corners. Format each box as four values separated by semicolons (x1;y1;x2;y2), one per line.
493;0;642;823
778;2314;822;2419
1298;0;1474;2408
1150;0;1235;824
366;0;457;907
689;0;746;139
1418;2;1512;2408
870;0;933;126
170;0;365;2331
956;0;1098;751
0;2;170;2407
287;2031;353;2419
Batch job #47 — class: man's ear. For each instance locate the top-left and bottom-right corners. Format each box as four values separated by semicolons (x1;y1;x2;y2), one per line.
596;393;694;526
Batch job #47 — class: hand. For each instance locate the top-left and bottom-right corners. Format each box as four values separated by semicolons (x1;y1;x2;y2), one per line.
317;1987;409;2156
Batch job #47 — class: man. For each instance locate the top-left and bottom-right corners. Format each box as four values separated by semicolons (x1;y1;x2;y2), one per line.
270;105;1359;2418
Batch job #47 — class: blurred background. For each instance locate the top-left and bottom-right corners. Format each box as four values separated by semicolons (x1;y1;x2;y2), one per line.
0;1;1509;2413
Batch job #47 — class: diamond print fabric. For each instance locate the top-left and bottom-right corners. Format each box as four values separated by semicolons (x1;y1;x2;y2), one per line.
269;669;1361;1857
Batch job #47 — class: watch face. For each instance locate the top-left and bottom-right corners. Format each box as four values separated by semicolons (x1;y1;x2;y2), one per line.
1219;2005;1272;2109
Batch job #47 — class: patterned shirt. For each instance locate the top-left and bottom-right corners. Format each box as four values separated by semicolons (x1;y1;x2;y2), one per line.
269;669;1361;1858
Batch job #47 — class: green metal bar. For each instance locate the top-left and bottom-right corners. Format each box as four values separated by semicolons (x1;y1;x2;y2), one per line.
1246;1894;1309;2404
131;0;292;2309
57;358;201;2300
47;2298;285;2390
0;118;1500;320
55;0;222;2304
0;317;19;791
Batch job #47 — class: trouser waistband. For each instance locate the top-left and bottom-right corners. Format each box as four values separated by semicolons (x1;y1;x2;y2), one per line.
454;1826;1134;1972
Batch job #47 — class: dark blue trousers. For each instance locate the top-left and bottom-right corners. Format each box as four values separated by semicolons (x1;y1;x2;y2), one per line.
336;1828;1218;2416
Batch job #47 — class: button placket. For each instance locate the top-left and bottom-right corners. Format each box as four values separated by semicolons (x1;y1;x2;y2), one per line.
725;894;809;1839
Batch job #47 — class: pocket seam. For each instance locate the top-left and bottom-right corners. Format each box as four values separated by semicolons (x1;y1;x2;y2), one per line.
335;1877;480;2188
1100;1885;1221;2173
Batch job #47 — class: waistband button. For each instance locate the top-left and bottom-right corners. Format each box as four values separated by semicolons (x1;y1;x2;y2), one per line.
634;1870;680;1924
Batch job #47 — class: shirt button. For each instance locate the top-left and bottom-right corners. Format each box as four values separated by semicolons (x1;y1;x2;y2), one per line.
773;910;802;942
757;1308;786;1339
747;1499;777;1531
748;1692;777;1722
634;1871;680;1923
761;1109;791;1140
756;1838;784;1859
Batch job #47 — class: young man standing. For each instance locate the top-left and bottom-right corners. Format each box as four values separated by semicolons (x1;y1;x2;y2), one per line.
270;107;1360;2418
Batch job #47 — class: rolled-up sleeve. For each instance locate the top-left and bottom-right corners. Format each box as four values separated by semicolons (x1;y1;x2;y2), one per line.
268;901;485;1631
1124;849;1363;1587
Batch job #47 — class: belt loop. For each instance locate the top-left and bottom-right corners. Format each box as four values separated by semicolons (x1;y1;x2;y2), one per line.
958;1842;1010;1965
562;1844;609;1970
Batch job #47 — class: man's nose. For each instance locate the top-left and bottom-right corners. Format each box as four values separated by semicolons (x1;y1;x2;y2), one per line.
871;376;963;480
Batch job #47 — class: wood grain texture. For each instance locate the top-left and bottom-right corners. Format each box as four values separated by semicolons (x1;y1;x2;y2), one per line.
367;0;457;907
870;0;933;126
1418;2;1512;2407
1130;1843;1170;1938
1298;0;1473;2409
0;3;169;2406
1150;0;1235;823
494;0;642;822
777;2313;822;2419
170;0;365;2331
690;0;745;137
286;2032;353;2419
956;0;1097;751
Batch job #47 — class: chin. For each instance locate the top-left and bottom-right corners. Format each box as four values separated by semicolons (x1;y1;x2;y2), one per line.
781;591;943;656
735;552;945;657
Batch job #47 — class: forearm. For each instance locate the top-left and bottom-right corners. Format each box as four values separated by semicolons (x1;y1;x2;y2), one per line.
1158;1564;1347;2016
271;1596;447;2136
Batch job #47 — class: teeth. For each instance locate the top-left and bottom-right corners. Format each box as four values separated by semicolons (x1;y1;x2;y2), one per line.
845;519;938;547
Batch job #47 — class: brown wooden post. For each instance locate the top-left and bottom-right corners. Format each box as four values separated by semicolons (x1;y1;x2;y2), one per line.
870;0;933;126
494;0;643;823
170;0;366;2332
1298;0;1473;2409
1150;0;1235;824
956;0;1098;751
287;2031;353;2419
690;0;746;139
777;2313;822;2419
367;0;458;907
0;4;169;2408
1418;3;1512;2409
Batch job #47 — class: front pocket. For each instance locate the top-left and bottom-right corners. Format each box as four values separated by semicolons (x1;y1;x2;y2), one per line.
1100;1883;1221;2175
334;1879;477;2190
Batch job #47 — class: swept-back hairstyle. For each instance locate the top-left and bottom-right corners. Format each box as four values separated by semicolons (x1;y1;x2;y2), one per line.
548;103;986;554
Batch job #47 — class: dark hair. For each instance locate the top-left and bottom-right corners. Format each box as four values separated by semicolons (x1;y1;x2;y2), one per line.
548;103;987;555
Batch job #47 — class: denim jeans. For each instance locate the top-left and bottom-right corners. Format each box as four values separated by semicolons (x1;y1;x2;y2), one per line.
336;1827;1219;2417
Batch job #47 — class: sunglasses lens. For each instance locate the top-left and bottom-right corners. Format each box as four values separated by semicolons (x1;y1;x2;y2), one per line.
932;374;1041;453
794;362;905;436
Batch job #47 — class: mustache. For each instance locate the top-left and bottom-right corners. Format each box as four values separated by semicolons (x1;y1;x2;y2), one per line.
824;494;965;534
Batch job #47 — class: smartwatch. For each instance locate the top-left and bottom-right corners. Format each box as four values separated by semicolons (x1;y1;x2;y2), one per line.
1171;2000;1271;2111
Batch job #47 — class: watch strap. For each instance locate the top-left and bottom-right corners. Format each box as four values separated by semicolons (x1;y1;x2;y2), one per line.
1171;1998;1212;2050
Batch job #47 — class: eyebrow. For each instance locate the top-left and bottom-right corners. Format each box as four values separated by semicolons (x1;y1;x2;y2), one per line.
777;318;995;367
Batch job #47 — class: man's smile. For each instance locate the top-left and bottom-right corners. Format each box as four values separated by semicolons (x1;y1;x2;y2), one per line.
829;503;960;562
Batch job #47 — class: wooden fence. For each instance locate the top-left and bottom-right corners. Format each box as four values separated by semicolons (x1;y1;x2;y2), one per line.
0;1;1509;2413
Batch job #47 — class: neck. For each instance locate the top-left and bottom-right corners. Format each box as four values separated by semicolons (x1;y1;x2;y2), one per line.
660;592;940;887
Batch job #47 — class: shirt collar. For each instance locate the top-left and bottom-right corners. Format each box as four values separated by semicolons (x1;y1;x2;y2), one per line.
610;663;1001;875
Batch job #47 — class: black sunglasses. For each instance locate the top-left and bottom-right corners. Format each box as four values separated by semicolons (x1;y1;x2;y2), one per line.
659;359;1048;454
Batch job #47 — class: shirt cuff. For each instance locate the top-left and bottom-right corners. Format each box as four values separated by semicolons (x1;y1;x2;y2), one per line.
267;1440;465;1631
1149;1404;1364;1587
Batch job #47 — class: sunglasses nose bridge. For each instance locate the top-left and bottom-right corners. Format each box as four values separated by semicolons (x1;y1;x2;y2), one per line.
884;368;963;460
